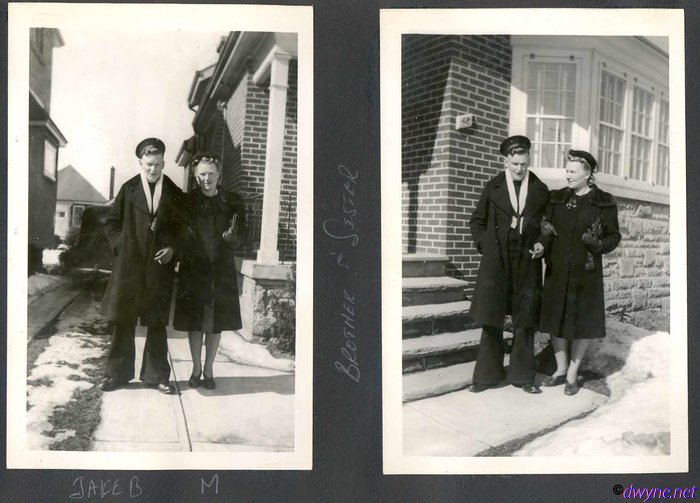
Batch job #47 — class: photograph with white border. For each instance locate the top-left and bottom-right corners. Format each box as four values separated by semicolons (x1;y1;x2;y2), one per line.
8;3;313;470
381;8;687;474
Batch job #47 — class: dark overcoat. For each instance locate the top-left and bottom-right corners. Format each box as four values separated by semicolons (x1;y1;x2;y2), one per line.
173;189;247;333
469;171;550;328
539;185;621;339
100;174;184;325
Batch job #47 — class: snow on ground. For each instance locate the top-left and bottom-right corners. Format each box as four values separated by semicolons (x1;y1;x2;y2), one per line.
26;332;103;450
515;331;670;456
43;248;62;267
27;273;68;304
219;330;295;372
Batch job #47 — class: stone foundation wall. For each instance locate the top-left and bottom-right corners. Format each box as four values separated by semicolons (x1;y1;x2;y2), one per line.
602;197;670;329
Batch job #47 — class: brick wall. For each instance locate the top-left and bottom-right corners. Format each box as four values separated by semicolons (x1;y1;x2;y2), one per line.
402;35;512;288
212;59;298;260
602;198;670;327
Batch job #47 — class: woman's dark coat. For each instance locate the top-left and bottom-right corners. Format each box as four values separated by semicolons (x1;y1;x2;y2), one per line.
539;185;621;339
100;174;184;325
173;189;247;333
469;171;550;329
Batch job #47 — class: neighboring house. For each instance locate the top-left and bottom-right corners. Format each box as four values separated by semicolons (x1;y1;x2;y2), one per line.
177;31;298;341
402;35;670;328
54;165;108;241
29;27;67;273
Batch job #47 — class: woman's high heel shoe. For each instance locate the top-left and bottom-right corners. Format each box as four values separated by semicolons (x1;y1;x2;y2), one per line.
203;374;216;390
188;372;202;388
542;374;567;387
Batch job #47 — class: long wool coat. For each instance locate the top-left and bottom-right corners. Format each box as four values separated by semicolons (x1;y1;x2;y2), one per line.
539;185;621;339
469;171;550;329
100;174;184;326
173;189;247;333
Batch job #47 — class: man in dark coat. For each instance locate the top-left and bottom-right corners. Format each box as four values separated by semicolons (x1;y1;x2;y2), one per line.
467;135;550;394
99;138;184;394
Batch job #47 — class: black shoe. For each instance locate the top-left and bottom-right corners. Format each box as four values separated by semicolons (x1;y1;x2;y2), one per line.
520;383;543;394
156;383;175;395
188;373;202;388
99;377;126;392
203;374;216;390
467;382;493;393
564;380;580;396
542;374;567;387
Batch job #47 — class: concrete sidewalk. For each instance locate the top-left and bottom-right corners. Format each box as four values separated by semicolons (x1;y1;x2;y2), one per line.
403;374;606;456
93;328;295;452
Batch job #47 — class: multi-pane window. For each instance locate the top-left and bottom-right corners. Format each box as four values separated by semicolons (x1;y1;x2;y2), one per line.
524;62;576;170
629;85;655;182
656;99;670;186
598;71;625;176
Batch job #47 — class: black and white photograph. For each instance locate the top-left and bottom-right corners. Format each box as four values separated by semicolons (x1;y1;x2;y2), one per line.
381;8;687;473
8;3;313;470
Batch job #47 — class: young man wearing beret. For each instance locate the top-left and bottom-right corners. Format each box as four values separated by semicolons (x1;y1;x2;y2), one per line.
99;138;184;394
467;135;550;394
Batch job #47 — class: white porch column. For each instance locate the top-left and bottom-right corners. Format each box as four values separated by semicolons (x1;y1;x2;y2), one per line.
256;51;293;264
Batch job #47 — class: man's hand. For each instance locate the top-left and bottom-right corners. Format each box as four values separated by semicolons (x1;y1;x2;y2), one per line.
541;218;558;237
154;247;174;265
529;242;544;259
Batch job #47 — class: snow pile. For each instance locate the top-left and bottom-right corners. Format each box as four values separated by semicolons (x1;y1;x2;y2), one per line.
515;331;670;456
43;249;62;267
219;330;295;373
26;332;103;450
582;318;653;377
28;273;67;304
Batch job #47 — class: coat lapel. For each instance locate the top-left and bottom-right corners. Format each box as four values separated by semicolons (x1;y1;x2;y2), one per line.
126;178;150;215
490;174;514;215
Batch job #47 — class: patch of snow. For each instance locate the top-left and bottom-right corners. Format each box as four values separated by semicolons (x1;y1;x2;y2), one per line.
26;332;103;450
582;318;652;376
27;273;67;303
515;332;670;456
43;249;62;267
219;330;295;373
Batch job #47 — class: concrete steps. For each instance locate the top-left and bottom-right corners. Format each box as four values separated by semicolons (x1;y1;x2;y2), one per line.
401;276;468;306
402;254;450;278
403;328;482;373
402;300;477;337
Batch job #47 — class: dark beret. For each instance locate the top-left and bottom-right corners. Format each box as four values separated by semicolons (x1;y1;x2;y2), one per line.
500;135;531;156
135;138;165;158
568;149;597;171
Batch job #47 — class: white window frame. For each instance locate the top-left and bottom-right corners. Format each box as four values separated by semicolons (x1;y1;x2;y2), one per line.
43;140;57;181
510;36;670;205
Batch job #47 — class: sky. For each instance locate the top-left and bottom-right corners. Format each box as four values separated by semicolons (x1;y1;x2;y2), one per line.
50;30;227;199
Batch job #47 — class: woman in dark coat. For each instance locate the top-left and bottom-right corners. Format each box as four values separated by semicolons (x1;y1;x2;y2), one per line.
540;150;621;395
173;154;247;390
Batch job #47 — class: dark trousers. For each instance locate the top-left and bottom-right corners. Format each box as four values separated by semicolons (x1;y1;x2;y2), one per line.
104;321;171;385
472;325;536;385
472;229;537;385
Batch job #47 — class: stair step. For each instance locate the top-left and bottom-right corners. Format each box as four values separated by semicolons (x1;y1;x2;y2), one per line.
402;276;468;306
403;361;480;402
402;254;449;278
402;301;477;337
403;329;482;359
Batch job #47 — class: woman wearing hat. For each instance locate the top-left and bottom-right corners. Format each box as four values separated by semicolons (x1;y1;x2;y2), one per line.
539;150;621;395
173;154;247;390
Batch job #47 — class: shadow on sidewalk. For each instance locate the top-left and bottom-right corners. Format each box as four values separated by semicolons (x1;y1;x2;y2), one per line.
176;374;295;397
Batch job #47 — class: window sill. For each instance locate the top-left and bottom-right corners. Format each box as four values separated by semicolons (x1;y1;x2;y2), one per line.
530;168;670;206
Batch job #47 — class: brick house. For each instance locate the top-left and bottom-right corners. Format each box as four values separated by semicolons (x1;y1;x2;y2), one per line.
28;28;67;273
401;35;670;396
176;31;298;342
54;165;107;241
